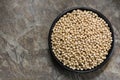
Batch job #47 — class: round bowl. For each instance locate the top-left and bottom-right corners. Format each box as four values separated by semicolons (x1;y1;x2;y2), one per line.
48;7;114;73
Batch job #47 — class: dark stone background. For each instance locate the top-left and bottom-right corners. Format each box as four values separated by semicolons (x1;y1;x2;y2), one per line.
0;0;120;80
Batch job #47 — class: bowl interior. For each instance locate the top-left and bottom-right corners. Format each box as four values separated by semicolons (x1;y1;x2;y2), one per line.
48;7;114;73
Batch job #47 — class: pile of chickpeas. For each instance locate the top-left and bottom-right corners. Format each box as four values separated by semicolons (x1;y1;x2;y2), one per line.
51;9;112;70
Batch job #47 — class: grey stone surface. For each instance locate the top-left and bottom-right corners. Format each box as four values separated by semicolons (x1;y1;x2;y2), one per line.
0;0;120;80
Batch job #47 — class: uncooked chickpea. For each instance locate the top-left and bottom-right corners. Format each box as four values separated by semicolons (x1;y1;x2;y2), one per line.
51;9;112;70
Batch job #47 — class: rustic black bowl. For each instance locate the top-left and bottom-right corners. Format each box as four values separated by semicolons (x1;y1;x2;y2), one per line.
48;7;114;73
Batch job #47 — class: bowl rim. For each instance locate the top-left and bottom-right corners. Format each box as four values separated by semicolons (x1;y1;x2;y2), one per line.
48;7;115;73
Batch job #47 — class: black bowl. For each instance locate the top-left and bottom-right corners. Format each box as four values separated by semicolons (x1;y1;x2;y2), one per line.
48;7;114;73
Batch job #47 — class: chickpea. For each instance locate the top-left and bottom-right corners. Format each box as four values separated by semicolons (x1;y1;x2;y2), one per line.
51;9;112;70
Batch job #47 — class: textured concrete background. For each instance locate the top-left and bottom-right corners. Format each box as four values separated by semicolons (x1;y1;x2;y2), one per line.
0;0;120;80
